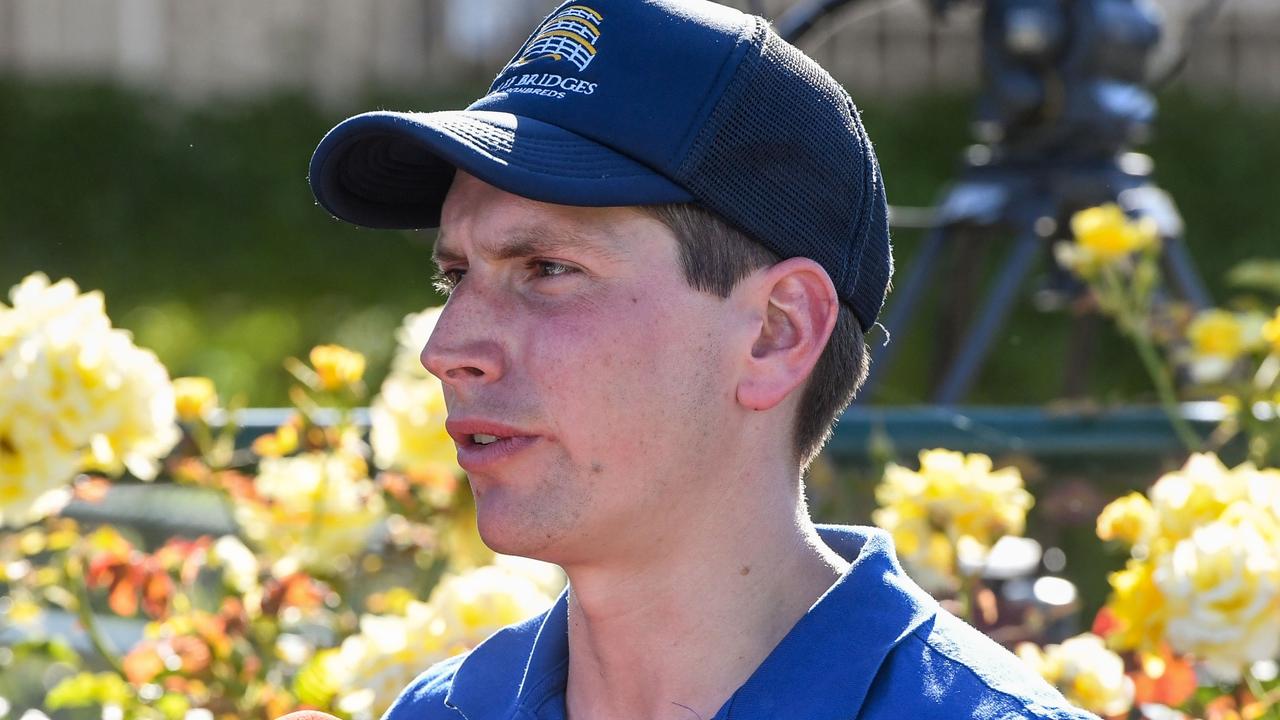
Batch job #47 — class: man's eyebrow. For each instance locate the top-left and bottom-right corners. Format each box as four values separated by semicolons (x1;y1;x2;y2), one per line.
432;234;464;267
432;225;628;266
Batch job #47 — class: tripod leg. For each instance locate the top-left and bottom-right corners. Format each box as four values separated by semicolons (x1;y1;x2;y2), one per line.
934;230;1042;404
863;224;949;401
1060;309;1098;399
931;229;988;394
1160;232;1212;310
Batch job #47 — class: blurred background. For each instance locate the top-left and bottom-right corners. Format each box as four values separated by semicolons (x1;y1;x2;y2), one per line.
3;1;1280;716
3;0;1280;657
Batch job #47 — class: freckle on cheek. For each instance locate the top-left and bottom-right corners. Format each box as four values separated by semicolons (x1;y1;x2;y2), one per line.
591;462;604;474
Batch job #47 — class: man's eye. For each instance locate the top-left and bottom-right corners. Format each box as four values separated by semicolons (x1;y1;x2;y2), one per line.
432;268;465;295
533;260;576;278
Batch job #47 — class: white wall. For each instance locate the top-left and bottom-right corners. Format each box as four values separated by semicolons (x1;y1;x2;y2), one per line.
0;0;1276;104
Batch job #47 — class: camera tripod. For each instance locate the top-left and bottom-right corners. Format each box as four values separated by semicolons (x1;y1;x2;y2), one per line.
775;0;1213;403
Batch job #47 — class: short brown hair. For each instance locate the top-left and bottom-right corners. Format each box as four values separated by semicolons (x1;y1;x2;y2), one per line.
641;203;869;469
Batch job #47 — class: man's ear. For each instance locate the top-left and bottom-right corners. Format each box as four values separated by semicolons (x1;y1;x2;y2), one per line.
735;257;838;412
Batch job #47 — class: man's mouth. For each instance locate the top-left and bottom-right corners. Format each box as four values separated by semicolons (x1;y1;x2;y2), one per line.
456;434;540;472
446;420;541;472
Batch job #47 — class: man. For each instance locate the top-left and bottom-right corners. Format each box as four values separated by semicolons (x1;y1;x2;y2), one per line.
308;1;1097;718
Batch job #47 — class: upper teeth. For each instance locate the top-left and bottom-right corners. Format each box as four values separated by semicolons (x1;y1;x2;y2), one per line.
473;434;499;445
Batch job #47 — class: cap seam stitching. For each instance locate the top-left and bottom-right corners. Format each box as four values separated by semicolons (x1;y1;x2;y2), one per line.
669;15;767;174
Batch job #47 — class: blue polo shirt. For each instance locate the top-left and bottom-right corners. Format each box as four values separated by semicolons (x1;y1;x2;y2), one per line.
383;525;1099;719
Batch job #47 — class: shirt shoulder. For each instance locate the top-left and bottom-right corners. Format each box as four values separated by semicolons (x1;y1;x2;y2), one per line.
380;652;469;720
859;611;1101;720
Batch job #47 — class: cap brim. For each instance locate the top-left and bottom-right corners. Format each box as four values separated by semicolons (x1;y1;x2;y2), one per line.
308;110;694;229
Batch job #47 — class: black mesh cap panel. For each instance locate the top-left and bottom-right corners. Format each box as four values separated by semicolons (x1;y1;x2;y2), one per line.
675;18;892;333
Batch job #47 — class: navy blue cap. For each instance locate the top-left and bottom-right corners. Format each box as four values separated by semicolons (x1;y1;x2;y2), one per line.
309;0;893;333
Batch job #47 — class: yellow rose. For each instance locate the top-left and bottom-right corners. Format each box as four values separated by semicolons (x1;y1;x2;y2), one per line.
1188;309;1245;359
871;506;957;594
1102;452;1280;676
370;306;462;487
309;344;366;391
1240;466;1280;529
429;562;560;653
1154;518;1280;682
1104;559;1167;656
490;554;566;599
1096;491;1157;547
1058;204;1159;275
173;376;218;422
1183;309;1273;384
1219;499;1280;546
1;273;178;527
370;374;458;476
1149;452;1247;542
331;560;557;717
235;451;385;575
0;423;79;527
1071;204;1159;258
1018;634;1133;717
875;449;1032;590
387;307;443;379
331;601;448;717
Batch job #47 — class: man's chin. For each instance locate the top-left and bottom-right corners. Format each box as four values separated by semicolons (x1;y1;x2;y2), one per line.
473;502;565;562
468;465;584;562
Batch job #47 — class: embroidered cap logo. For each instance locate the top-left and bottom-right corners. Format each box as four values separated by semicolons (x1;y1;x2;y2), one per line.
513;5;604;72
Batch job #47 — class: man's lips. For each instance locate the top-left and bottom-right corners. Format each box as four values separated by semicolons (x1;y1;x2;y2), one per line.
445;418;542;473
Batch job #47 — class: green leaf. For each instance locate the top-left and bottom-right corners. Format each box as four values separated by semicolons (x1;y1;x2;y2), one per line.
9;638;82;666
45;671;131;709
293;648;340;709
1227;259;1280;297
154;692;191;720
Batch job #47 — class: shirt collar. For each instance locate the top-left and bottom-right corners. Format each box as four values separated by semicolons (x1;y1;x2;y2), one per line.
716;525;939;720
444;585;571;719
445;525;938;720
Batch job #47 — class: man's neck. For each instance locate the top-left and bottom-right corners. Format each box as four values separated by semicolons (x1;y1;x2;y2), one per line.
561;486;848;720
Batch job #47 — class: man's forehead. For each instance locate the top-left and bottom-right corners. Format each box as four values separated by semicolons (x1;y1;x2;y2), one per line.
435;221;619;260
433;207;647;264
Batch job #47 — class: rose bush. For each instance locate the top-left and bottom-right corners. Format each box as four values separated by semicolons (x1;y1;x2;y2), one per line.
872;448;1034;594
1;273;179;527
0;274;561;719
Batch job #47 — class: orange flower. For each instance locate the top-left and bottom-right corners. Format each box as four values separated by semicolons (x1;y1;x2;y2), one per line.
1127;644;1197;709
71;476;112;503
122;643;166;685
261;573;326;618
122;634;213;684
252;421;300;458
85;538;177;619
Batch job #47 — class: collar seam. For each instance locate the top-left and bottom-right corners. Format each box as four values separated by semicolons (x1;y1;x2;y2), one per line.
903;623;1080;718
517;655;570;714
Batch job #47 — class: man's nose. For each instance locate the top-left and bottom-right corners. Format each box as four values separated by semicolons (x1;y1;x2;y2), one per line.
420;302;506;387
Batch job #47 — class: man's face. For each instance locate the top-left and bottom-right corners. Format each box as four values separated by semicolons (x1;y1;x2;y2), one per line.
423;172;743;565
